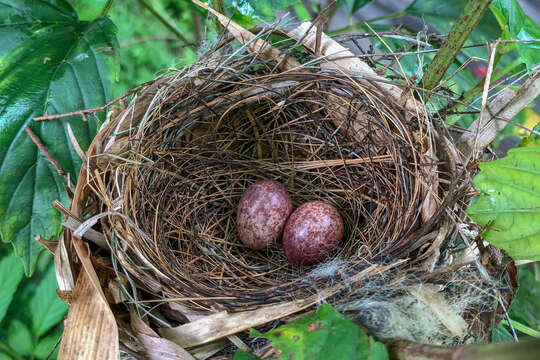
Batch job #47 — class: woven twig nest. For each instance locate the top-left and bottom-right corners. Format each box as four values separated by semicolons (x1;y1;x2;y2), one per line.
57;20;517;359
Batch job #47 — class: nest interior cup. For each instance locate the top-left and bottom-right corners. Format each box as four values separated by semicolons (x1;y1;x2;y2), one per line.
84;41;430;314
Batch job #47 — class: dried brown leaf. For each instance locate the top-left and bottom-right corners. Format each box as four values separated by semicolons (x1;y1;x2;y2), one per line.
58;270;119;359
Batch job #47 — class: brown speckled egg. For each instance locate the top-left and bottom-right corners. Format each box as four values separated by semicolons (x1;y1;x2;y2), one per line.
282;201;343;265
237;180;292;250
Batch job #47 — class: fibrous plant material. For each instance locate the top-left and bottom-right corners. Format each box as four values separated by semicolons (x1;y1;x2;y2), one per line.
55;18;517;359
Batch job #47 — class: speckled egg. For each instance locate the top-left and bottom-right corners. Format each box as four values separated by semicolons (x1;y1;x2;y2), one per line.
236;180;292;250
282;201;343;265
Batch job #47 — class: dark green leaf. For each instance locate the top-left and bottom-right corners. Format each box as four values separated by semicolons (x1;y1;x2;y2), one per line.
509;265;540;330
0;251;24;322
0;0;119;274
252;304;388;360
7;319;33;356
233;349;261;360
338;0;373;15
29;263;68;338
490;0;540;70
467;140;540;260
493;323;513;343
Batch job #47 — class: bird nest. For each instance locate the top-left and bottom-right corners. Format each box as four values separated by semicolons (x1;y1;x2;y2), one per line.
59;22;517;357
89;49;430;311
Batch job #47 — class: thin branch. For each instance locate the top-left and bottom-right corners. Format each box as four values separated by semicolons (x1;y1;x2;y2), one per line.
34;78;158;122
24;126;76;189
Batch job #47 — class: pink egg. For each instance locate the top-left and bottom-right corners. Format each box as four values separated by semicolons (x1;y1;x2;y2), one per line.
237;180;292;250
282;201;343;265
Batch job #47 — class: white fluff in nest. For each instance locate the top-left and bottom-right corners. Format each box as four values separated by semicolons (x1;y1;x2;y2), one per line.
336;266;502;346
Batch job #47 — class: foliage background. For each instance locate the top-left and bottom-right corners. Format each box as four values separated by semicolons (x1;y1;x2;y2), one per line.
0;0;539;358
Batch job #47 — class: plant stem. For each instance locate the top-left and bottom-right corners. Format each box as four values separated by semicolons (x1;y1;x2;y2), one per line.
420;0;493;93
501;319;540;338
136;0;190;43
329;11;406;34
99;0;115;17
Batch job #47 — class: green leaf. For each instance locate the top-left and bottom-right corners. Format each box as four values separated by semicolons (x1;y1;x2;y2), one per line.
0;0;119;275
7;319;33;356
29;263;68;338
252;304;388;360
493;323;513;343
0;250;24;322
338;0;373;15
233;350;261;360
509;265;540;330
490;0;540;70
467;141;540;260
33;330;62;359
69;0;108;20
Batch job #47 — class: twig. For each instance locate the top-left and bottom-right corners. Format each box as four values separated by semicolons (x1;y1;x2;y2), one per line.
136;0;190;43
34;78;158;122
498;297;519;341
472;41;499;157
24;126;76;189
66;123;87;162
